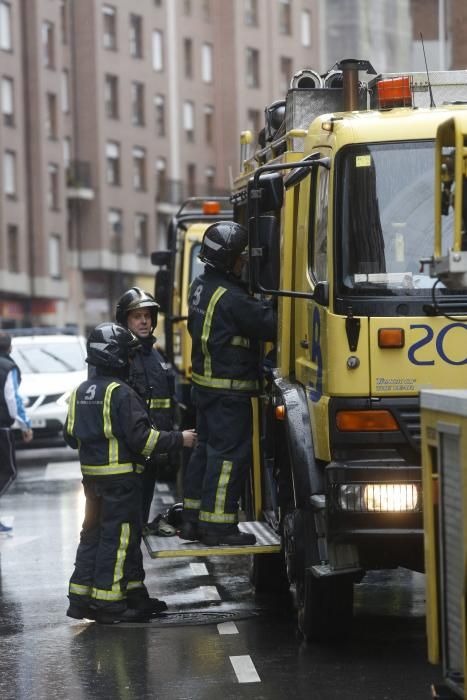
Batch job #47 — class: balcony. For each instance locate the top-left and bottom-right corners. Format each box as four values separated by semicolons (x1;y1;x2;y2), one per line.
156;178;229;206
66;161;94;201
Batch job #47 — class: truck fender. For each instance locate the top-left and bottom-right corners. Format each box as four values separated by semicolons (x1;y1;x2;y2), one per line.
272;373;323;508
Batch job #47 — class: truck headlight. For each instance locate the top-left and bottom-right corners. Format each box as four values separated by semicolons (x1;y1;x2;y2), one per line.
338;483;420;512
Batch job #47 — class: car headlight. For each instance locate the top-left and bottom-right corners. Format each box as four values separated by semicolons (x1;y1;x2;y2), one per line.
56;391;71;407
338;483;420;512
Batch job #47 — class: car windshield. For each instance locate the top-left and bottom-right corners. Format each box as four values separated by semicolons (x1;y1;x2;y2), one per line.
11;340;86;374
337;140;460;296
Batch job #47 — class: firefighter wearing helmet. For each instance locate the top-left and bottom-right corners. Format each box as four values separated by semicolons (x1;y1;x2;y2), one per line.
180;221;277;546
116;287;196;533
64;323;195;624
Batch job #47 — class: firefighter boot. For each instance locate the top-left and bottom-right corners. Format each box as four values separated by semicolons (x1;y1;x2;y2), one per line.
199;526;256;546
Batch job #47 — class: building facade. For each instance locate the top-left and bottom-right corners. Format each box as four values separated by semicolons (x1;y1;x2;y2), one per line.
1;0;465;332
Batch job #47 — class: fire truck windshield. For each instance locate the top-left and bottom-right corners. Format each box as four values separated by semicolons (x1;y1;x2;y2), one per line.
337;140;459;296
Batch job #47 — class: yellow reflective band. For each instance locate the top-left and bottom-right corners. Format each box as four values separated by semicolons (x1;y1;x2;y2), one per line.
183;498;201;509
91;587;125;601
191;372;259;392
67;388;77;435
201;286;227;378
199;510;238;524
142;428;160;457
214;460;232;515
150;398;171;409
69;582;92;596
113;522;130;587
231;336;250;348
126;580;145;591
103;382;121;468
81;463;134;476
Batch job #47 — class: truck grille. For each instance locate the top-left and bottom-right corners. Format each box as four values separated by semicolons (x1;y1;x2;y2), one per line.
396;406;421;448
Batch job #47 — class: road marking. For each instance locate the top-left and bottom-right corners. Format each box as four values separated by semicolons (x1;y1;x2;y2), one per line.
199;585;221;601
229;655;260;683
190;563;208;576
217;622;238;635
161;495;175;505
155;483;169;492
44;461;81;481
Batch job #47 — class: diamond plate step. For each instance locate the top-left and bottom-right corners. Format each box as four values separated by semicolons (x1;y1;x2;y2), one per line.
144;521;281;558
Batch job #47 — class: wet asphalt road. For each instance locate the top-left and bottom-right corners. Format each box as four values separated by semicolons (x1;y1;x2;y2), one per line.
0;446;443;700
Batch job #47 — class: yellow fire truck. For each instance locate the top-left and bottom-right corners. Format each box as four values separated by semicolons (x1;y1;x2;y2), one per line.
230;59;467;640
152;197;232;427
421;113;467;700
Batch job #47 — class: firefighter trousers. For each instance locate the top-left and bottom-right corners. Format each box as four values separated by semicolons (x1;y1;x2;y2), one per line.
69;473;148;612
182;387;252;532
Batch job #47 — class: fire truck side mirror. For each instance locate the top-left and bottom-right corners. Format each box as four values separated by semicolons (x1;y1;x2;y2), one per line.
151;250;171;267
247;172;284;214
155;268;170;314
248;214;280;291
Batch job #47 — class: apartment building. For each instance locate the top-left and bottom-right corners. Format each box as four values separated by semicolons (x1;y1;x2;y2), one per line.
2;0;463;332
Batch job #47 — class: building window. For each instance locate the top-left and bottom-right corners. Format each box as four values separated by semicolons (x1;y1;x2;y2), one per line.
202;0;211;21
61;70;70;113
155;157;166;200
244;0;258;26
184;38;193;79
205;166;215;190
301;9;311;47
204;104;214;144
1;76;14;126
280;56;293;93
154;94;165;136
201;43;213;83
49;234;61;279
7;224;18;273
247;108;261;139
104;74;119;119
183;101;194;142
42;21;55;68
187;163;196;197
108;208;123;252
183;0;191;15
246;47;260;88
3;150;16;196
129;14;143;58
152;30;163;71
102;5;117;50
132;147;146;190
46;93;57;139
134;213;148;256
106;141;120;185
48;163;60;210
0;2;12;52
131;82;145;126
60;1;68;44
63;137;71;169
279;0;291;35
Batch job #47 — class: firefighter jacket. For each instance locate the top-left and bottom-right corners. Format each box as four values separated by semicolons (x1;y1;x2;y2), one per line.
64;376;183;477
129;336;175;431
0;354;20;428
188;267;277;395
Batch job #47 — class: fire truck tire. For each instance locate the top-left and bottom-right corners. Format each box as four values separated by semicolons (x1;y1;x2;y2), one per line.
249;552;290;593
296;569;354;641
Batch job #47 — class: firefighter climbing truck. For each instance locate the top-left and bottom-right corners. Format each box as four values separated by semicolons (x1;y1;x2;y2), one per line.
231;59;467;640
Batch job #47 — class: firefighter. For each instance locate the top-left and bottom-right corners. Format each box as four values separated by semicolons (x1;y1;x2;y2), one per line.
180;221;277;546
116;287;182;533
65;322;196;624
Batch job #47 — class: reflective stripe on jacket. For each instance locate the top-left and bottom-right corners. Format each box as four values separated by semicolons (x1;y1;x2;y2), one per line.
188;267;276;395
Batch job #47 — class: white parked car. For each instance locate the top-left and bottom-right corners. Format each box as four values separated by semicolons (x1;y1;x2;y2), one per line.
10;332;87;445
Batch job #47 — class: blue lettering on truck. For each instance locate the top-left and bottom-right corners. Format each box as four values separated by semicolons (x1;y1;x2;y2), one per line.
408;323;467;366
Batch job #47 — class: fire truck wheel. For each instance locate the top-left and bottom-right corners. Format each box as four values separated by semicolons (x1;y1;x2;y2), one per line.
249;552;290;593
296;570;354;641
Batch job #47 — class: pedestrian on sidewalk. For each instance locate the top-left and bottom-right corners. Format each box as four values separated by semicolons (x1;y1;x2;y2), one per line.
65;323;196;624
0;333;33;534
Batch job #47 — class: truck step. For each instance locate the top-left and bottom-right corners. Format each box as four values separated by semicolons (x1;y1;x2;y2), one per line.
144;521;281;559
